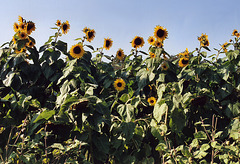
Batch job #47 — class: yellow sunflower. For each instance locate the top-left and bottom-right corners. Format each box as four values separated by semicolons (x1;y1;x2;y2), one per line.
155;40;163;48
147;97;156;106
178;48;189;58
198;33;208;41
27;38;35;48
61;21;70;34
179;57;189;68
222;42;228;53
149;52;156;58
232;29;238;36
26;21;36;35
154;25;168;41
83;27;90;34
114;78;126;92
18;31;28;40
148;36;155;45
116;48;125;60
15;47;26;54
200;39;210;47
86;29;96;42
103;38;113;50
12;36;17;44
13;22;20;32
131;36;144;49
56;20;61;27
70;44;85;59
18;16;24;23
161;62;169;70
19;22;26;32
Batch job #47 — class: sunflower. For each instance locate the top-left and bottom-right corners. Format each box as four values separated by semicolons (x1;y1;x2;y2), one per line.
179;57;189;68
148;36;155;45
27;38;35;48
114;78;126;92
83;27;90;34
149;52;156;58
222;42;228;53
103;38;113;50
131;36;144;49
86;29;96;42
15;47;26;54
56;20;61;27
18;31;28;40
200;39;210;47
12;36;17;44
161;62;168;70
232;29;238;36
154;25;168;41
147;97;156;106
13;22;20;32
178;48;189;58
19;22;26;32
70;44;85;59
61;21;70;34
116;48;125;60
18;16;24;23
198;33;208;41
26;21;36;35
155;40;163;48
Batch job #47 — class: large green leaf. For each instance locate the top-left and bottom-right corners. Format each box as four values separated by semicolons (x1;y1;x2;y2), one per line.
169;108;186;133
153;102;167;123
33;109;55;123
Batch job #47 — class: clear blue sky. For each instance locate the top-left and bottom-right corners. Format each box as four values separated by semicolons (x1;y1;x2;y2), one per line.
1;0;240;58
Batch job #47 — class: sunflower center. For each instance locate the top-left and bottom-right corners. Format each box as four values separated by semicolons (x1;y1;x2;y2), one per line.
117;51;122;57
134;38;142;45
73;46;81;54
63;24;68;31
150;100;154;104
106;40;111;47
88;31;93;38
157;29;165;37
27;24;34;31
182;59;189;64
117;82;122;87
21;33;25;38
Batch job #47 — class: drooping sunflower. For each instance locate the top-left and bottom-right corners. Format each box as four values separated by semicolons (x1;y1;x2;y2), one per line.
116;48;125;61
56;20;61;27
70;44;85;59
149;52;156;58
222;42;228;53
86;29;96;42
154;25;168;41
131;36;144;49
147;97;156;106
13;22;20;32
18;31;28;40
113;78;126;92
179;57;189;68
161;62;169;70
148;36;155;45
103;38;113;50
155;40;163;48
61;21;70;34
26;21;36;35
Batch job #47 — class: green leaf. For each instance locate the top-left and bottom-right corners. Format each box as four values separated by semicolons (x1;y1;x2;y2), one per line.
194;131;207;140
120;93;130;103
33;109;55;123
149;71;155;81
153;102;167;123
226;50;239;61
157;73;165;82
200;143;210;152
200;51;207;57
59;95;79;115
190;138;199;148
117;104;134;122
169;108;186;133
55;40;67;53
121;122;135;140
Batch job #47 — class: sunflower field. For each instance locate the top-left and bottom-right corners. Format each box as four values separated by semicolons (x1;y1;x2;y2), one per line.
0;16;240;164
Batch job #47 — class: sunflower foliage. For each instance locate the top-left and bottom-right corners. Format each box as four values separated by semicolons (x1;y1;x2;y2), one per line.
0;16;240;164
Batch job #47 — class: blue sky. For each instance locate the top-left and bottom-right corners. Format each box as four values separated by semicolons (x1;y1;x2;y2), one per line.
1;0;240;58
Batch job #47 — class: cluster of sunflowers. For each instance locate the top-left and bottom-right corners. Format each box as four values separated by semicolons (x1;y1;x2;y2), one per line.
12;16;36;54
